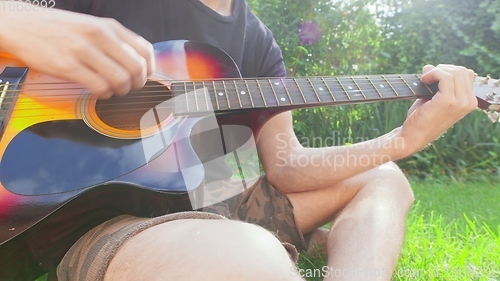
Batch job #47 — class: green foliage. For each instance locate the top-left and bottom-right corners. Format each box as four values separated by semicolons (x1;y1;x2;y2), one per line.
248;0;500;180
403;111;500;180
379;0;500;75
248;0;384;76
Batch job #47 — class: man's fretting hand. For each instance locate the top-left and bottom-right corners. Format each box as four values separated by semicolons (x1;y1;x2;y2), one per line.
399;64;477;155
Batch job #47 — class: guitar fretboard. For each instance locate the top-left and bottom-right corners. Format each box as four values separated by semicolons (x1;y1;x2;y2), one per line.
172;74;437;115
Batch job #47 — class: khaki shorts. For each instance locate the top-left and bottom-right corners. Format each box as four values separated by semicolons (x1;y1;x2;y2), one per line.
55;177;305;281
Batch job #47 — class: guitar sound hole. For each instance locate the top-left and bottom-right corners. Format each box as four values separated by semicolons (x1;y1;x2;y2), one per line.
95;80;173;131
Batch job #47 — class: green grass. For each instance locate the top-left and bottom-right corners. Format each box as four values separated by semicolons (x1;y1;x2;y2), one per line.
298;180;500;280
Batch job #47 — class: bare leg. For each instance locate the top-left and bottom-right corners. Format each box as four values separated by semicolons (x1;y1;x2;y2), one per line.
287;162;414;281
104;219;304;281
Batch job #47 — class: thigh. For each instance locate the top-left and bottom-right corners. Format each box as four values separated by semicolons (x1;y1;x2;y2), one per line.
104;219;303;281
287;162;411;234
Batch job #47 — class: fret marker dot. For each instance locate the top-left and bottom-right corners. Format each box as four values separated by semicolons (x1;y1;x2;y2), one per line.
218;92;224;96
274;82;280;86
280;97;286;102
380;85;385;88
348;86;353;90
318;87;324;91
240;91;246;95
413;82;418;86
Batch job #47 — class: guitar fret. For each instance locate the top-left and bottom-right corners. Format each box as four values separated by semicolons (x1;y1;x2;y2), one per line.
308;78;332;102
186;82;199;112
350;77;367;99
268;79;281;105
336;77;351;100
222;80;231;109
194;82;200;111
293;78;307;103
190;81;202;112
282;79;294;105
381;75;399;97
211;81;221;110
233;80;243;108
244;80;256;108
307;78;322;102
320;77;336;102
366;76;383;98
255;80;268;107
201;81;211;111
416;74;434;95
398;75;417;96
184;82;191;112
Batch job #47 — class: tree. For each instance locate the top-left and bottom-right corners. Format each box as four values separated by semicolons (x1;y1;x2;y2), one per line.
379;0;500;75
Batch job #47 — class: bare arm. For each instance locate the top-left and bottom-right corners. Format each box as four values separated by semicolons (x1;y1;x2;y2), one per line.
258;64;477;193
0;3;155;98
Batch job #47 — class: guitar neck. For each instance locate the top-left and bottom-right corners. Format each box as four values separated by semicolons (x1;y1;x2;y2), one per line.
172;74;437;115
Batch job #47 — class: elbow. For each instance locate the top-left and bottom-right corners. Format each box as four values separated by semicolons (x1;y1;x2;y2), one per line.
263;153;304;194
265;165;296;194
259;138;307;194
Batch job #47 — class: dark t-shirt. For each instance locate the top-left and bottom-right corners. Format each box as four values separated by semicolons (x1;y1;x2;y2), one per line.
55;0;286;78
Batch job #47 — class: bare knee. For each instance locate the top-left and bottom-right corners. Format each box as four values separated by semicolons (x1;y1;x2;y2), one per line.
104;219;303;281
364;162;414;212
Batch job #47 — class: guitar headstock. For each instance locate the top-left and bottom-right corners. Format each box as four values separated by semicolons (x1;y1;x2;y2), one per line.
475;75;500;123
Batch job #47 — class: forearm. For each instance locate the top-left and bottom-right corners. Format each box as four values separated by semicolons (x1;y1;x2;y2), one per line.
0;3;55;55
265;127;413;193
0;3;18;53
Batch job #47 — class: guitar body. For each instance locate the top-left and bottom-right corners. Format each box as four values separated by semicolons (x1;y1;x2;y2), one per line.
0;40;265;280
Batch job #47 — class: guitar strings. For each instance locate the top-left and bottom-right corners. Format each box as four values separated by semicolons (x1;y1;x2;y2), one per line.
2;93;431;118
6;90;432;120
1;80;430;108
7;95;427;120
0;80;427;98
0;75;426;94
0;75;434;121
0;78;429;105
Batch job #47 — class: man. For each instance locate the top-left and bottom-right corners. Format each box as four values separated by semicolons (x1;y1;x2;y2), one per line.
0;1;477;280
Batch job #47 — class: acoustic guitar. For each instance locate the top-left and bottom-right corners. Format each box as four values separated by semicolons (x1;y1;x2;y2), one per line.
0;40;498;280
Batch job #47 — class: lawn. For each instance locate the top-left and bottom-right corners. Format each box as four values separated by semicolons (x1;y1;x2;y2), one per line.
298;180;500;281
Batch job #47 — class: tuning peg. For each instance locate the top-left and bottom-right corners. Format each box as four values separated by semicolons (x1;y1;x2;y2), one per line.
483;110;500;123
494;79;500;87
486;92;500;102
482;74;491;84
